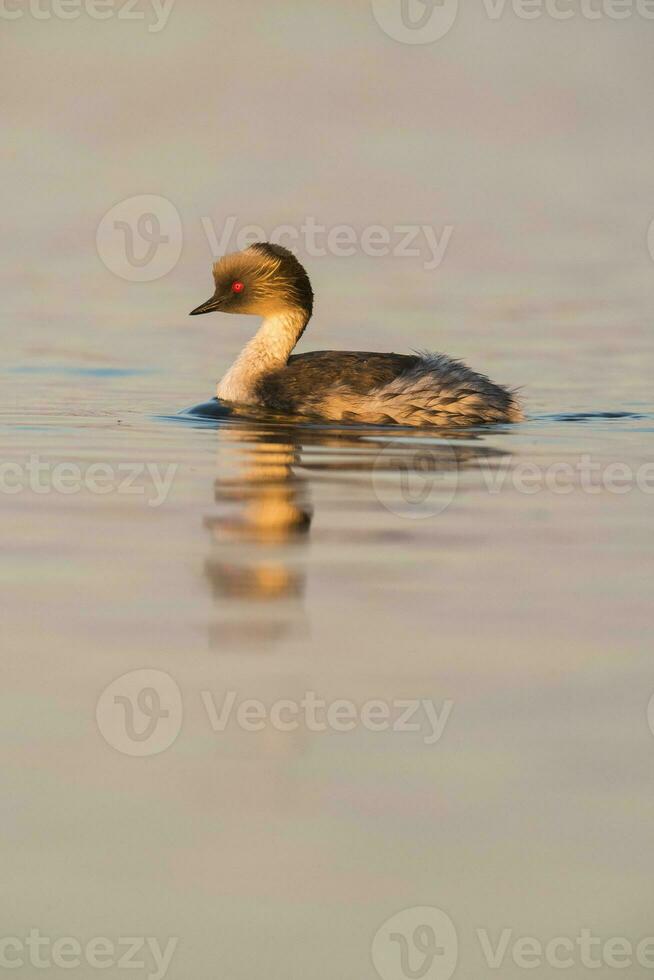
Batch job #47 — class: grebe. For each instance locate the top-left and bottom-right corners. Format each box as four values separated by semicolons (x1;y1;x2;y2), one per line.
190;243;522;426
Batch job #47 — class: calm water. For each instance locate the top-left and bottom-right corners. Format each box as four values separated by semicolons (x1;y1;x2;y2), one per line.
2;302;653;978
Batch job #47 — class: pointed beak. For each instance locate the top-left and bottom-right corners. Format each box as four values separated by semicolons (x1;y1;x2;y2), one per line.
189;295;222;316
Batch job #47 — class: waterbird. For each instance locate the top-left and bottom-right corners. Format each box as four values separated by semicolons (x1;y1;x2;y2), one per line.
189;243;522;426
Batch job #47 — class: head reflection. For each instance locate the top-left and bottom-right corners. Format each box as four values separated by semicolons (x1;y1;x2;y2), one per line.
204;426;312;613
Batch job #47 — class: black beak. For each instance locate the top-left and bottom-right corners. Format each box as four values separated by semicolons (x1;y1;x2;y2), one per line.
189;295;222;316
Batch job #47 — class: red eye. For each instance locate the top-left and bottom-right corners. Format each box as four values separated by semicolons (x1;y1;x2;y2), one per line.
231;281;244;293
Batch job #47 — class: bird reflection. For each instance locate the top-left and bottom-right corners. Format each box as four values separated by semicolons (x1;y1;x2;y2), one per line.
204;426;312;607
201;414;509;649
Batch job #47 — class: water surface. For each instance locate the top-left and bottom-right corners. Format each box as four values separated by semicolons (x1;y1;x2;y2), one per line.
2;306;652;978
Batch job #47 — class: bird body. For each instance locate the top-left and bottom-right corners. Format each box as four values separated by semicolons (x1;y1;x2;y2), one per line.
190;243;522;426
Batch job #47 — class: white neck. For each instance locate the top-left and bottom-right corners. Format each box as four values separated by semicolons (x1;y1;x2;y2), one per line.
216;309;309;404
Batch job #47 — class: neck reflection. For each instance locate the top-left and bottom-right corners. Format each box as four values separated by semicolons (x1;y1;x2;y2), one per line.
204;425;312;649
